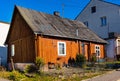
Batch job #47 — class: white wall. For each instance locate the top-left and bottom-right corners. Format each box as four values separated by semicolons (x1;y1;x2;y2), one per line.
116;38;120;55
76;0;120;39
0;22;9;66
106;39;116;59
0;22;10;46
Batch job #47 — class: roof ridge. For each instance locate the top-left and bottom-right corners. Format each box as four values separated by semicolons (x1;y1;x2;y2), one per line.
99;0;120;6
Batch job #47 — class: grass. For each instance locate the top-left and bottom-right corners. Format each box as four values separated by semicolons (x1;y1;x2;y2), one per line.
0;61;118;81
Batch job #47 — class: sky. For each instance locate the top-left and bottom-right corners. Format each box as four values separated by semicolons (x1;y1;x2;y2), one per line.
0;0;120;23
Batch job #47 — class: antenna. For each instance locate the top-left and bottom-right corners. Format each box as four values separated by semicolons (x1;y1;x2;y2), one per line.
62;4;64;18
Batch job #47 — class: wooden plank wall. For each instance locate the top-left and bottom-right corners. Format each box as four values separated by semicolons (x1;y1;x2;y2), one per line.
37;36;79;64
37;36;105;64
7;10;35;63
90;43;105;59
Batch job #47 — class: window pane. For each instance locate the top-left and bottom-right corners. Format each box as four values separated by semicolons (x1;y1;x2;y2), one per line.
95;45;100;57
101;17;107;26
83;21;88;27
91;6;96;13
58;42;66;55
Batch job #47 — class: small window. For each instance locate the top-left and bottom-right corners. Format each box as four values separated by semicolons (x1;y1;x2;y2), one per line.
101;16;107;26
95;45;100;57
11;44;15;56
91;6;96;13
83;21;89;27
58;42;66;56
81;42;85;55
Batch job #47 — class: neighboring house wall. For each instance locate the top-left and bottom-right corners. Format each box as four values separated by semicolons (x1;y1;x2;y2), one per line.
76;0;120;39
106;39;116;59
0;47;7;66
0;22;9;66
116;38;120;55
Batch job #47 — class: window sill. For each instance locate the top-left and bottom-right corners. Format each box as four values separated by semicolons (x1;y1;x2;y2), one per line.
58;54;66;56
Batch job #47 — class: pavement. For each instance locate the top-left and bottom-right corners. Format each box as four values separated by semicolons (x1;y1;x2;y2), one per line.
82;70;120;81
0;78;9;81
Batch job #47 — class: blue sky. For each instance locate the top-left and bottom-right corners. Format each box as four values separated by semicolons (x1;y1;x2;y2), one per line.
0;0;120;23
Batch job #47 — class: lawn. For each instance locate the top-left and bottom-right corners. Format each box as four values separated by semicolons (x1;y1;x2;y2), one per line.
0;65;112;81
0;70;105;81
0;61;119;81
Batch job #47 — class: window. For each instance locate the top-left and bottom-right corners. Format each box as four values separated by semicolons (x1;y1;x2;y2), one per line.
95;45;100;57
83;21;89;27
91;6;96;13
11;44;15;56
81;42;85;55
58;42;66;56
116;40;120;55
101;16;107;26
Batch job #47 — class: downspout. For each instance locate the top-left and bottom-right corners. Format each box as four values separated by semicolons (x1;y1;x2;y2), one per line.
78;40;80;54
88;42;91;62
35;33;38;59
76;29;80;54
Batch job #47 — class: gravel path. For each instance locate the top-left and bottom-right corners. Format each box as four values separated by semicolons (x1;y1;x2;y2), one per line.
83;70;120;81
0;78;9;81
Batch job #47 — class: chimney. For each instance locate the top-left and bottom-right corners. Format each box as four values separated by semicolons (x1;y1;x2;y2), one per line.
54;11;60;17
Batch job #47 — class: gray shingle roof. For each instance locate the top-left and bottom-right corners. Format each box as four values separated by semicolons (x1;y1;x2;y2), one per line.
16;6;107;44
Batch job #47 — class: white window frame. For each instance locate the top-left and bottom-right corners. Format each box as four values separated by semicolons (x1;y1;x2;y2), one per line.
95;45;100;57
11;44;15;56
58;42;66;56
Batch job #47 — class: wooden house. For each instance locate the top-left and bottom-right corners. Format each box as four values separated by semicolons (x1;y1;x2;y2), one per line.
5;6;107;70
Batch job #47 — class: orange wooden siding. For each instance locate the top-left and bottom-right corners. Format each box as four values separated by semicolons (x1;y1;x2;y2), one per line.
36;36;105;64
37;36;79;64
90;43;105;58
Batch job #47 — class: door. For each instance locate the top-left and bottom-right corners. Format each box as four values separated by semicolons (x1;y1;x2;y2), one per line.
81;42;90;61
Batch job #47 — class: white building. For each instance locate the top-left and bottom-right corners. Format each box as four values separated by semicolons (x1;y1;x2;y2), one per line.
0;21;10;66
76;0;120;60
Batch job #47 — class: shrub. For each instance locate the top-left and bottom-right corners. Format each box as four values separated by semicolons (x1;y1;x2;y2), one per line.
24;65;37;73
76;54;86;68
91;54;97;66
8;71;25;81
35;57;44;70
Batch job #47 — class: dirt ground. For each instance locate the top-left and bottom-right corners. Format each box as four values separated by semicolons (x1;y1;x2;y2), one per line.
45;67;87;78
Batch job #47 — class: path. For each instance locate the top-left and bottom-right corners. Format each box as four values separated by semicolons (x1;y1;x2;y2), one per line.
83;70;120;81
0;78;9;81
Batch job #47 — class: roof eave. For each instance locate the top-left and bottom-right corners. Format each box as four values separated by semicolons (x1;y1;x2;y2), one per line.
36;33;107;44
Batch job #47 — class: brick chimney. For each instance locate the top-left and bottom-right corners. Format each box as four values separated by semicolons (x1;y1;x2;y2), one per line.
54;11;60;17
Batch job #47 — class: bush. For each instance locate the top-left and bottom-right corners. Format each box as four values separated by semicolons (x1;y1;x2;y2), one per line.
35;57;44;70
8;71;25;81
91;54;97;66
24;65;37;73
76;54;86;68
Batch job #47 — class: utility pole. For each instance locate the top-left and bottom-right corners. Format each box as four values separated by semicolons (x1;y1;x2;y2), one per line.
62;4;64;18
